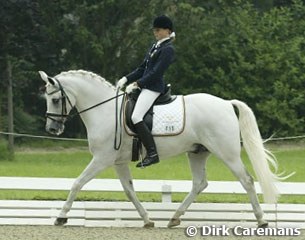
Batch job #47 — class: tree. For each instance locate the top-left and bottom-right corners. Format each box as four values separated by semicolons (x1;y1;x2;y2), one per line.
0;0;42;141
1;0;305;140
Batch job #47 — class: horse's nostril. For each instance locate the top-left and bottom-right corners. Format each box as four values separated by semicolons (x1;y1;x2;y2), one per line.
47;127;57;134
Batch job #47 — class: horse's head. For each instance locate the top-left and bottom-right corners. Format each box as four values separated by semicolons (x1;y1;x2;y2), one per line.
39;71;75;136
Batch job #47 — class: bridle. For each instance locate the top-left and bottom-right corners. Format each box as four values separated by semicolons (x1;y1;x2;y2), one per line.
45;77;125;149
45;78;73;124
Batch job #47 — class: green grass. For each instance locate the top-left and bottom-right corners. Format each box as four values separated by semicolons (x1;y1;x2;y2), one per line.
0;145;304;203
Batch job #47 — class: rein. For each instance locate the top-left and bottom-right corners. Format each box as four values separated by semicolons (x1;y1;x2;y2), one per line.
114;88;125;150
45;78;125;150
70;92;125;119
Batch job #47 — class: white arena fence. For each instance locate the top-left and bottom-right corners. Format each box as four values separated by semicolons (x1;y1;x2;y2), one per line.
0;177;304;228
0;132;304;228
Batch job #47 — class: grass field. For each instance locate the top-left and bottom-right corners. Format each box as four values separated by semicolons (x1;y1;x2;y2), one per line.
0;143;304;203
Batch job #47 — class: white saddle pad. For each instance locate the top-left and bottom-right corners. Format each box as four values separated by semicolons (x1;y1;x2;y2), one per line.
125;95;185;136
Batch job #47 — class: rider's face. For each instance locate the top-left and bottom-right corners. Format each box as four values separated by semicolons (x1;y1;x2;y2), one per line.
153;28;170;41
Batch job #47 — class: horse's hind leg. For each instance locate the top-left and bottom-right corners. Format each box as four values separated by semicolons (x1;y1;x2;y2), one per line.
114;163;154;228
55;154;112;226
222;157;267;228
168;151;209;228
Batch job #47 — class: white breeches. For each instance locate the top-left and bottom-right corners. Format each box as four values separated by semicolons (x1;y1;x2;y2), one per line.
131;89;160;124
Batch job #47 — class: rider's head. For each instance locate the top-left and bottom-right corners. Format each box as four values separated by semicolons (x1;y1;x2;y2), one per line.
153;15;173;32
152;15;175;41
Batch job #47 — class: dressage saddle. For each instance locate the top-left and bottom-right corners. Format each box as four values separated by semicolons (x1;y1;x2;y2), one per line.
125;84;176;133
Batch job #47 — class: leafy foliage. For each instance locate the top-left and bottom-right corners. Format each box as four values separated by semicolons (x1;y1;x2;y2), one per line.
1;0;305;138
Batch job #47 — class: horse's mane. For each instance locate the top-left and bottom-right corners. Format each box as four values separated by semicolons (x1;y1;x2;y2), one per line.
56;70;115;90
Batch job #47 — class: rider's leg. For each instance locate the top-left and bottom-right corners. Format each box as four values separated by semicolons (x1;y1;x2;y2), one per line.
131;89;160;167
134;121;159;167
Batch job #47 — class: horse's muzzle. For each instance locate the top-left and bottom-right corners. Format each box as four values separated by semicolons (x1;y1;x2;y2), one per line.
46;121;65;136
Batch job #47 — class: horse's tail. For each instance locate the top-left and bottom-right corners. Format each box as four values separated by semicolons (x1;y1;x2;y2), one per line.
230;99;280;203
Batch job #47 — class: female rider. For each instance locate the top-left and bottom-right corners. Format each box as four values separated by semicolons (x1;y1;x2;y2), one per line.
117;15;175;167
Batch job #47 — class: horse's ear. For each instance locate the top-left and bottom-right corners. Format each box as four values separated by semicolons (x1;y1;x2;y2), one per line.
47;77;56;86
38;71;56;86
38;71;49;83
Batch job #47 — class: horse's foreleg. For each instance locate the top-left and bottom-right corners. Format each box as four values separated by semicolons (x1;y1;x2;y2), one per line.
55;155;112;226
168;151;209;228
114;163;154;228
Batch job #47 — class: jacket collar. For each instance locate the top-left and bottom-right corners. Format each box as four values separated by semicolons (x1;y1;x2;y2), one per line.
155;37;171;48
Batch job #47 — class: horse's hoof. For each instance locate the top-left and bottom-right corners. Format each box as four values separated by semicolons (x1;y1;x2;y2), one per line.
167;218;181;228
258;221;268;228
54;217;68;226
144;221;155;228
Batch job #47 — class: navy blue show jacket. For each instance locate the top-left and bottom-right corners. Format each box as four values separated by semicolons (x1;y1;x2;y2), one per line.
126;39;175;93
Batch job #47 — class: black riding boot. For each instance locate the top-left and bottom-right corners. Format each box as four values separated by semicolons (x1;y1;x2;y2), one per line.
134;121;159;168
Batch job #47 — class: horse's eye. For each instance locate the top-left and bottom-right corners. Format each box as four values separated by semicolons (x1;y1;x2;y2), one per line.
52;98;60;104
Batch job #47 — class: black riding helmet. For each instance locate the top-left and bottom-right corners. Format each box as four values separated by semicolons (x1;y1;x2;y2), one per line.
153;15;173;32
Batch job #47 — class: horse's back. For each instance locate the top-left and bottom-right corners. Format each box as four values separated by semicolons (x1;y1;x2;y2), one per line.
184;93;235;118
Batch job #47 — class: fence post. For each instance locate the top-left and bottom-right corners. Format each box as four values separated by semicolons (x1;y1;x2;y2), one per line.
6;56;14;160
161;184;172;203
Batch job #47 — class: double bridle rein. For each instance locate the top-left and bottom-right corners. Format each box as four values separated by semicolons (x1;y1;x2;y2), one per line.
45;77;125;149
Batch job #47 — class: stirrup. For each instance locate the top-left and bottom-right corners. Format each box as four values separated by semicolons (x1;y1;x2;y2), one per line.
136;154;159;168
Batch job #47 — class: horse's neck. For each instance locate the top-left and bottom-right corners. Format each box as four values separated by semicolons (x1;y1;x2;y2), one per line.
63;74;117;136
75;78;114;110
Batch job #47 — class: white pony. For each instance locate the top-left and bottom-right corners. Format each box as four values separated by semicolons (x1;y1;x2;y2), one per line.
39;70;281;228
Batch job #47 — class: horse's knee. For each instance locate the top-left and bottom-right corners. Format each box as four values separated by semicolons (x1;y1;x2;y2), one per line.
71;180;82;192
122;184;135;199
199;180;208;193
248;174;254;185
193;180;208;194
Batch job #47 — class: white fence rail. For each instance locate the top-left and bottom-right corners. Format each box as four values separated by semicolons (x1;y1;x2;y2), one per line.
0;177;304;228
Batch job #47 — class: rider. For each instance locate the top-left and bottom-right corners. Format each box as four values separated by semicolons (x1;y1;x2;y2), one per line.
117;15;176;167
